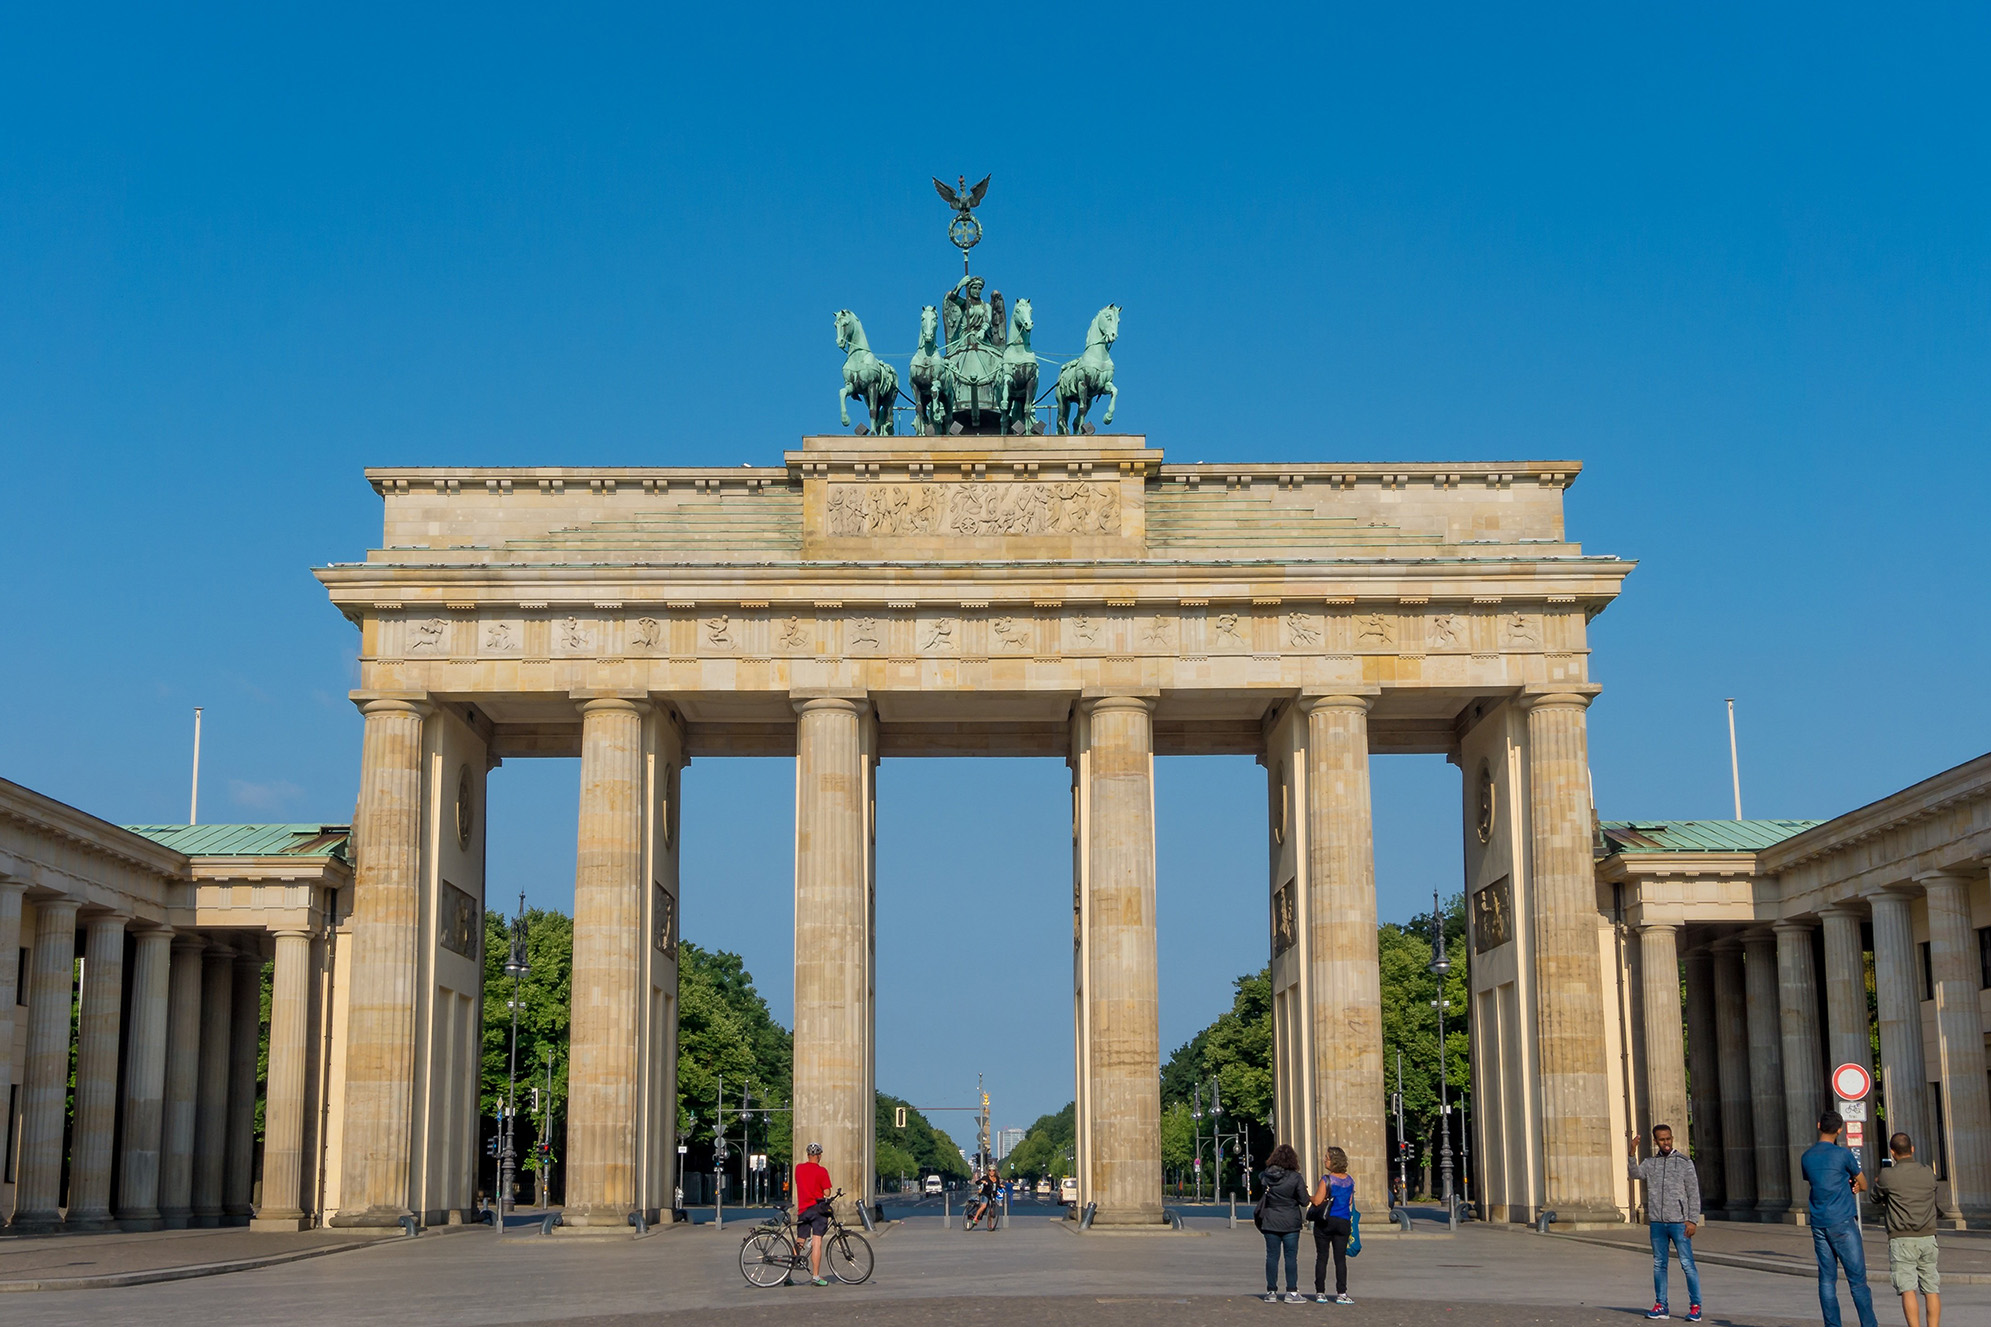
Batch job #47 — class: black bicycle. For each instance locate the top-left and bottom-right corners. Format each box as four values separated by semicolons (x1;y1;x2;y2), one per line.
738;1190;875;1287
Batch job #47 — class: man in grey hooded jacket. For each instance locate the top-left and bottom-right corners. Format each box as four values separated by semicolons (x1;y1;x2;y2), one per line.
1630;1127;1704;1321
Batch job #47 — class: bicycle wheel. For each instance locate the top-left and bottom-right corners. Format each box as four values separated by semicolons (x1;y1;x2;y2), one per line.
740;1230;796;1288
827;1229;874;1285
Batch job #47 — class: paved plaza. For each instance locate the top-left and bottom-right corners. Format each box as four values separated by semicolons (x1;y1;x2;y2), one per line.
9;1217;1991;1325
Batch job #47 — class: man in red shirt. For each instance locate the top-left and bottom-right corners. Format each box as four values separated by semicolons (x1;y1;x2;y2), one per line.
794;1142;833;1286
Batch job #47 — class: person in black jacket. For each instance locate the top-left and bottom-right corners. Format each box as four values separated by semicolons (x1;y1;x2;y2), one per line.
1258;1143;1309;1303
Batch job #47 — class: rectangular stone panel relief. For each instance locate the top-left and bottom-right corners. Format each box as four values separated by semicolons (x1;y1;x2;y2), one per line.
1426;610;1468;653
653;883;677;957
439;880;480;959
916;612;960;654
1271;876;1298;957
845;612;886;654
772;611;812;655
404;614;452;657
988;610;1033;653
551;614;597;657
822;480;1121;538
627;615;665;655
1472;874;1513;954
1209;607;1250;655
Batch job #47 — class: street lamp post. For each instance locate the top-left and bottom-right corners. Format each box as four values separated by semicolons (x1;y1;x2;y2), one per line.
1209;1078;1225;1199
500;894;530;1230
1426;889;1456;1218
1191;1083;1205;1201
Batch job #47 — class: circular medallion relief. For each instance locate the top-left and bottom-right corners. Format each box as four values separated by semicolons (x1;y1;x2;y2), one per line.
1476;762;1496;845
1270;761;1289;845
455;764;474;851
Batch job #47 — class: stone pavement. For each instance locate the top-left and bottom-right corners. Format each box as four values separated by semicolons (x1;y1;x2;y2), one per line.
1541;1217;1991;1285
0;1225;403;1291
12;1217;1991;1325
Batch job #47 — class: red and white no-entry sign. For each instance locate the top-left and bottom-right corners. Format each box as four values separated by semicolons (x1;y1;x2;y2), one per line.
1832;1062;1872;1102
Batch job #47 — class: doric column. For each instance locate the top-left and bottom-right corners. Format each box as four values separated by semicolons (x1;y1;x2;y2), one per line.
1712;940;1757;1214
1638;924;1690;1147
13;898;80;1232
159;935;206;1227
1682;947;1725;1207
192;946;236;1226
1076;695;1163;1225
254;930;314;1229
67;913;130;1229
1819;905;1875;1177
225;951;264;1222
116;926;175;1229
792;696;876;1220
1774;920;1825;1205
1520;688;1619;1222
1743;933;1791;1217
0;882;25;1214
1301;695;1386;1206
332;697;428;1226
1924;871;1991;1220
564;697;649;1227
1866;888;1933;1173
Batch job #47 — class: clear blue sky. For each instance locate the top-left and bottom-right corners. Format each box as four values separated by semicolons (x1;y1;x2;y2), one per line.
4;5;1987;1151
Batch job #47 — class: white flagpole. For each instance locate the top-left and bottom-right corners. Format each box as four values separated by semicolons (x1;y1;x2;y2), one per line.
1725;698;1742;820
190;707;204;825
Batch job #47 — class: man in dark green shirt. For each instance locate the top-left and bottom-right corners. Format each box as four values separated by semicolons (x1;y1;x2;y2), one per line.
1869;1132;1940;1327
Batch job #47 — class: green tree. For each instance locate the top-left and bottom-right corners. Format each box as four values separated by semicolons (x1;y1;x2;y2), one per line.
875;1093;970;1184
1000;1102;1075;1180
479;906;574;1190
1378;893;1470;1196
1160;1099;1196;1175
678;940;793;1160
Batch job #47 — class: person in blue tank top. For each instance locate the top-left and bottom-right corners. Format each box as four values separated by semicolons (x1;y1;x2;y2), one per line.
1309;1146;1357;1304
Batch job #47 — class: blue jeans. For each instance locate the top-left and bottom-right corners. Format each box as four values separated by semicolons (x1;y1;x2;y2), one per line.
1263;1229;1299;1291
1811;1219;1879;1327
1649;1222;1701;1308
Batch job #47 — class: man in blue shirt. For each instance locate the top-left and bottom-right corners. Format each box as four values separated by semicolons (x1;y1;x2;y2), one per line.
1801;1109;1878;1327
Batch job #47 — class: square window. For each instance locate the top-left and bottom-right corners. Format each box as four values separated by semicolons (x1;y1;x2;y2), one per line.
1919;942;1935;1002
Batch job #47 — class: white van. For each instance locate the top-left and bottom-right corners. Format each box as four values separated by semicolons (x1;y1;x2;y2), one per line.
1059;1176;1078;1206
924;1175;943;1196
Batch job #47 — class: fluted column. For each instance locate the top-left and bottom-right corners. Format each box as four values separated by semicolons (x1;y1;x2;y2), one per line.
1924;871;1991;1220
1819;905;1875;1178
13;898;80;1232
1638;924;1690;1146
116;926;175;1229
254;930;314;1229
225;951;263;1222
792;696;876;1221
1775;920;1824;1206
1077;695;1162;1225
1301;695;1386;1207
564;697;649;1227
159;935;206;1227
332;697;428;1226
1521;689;1619;1221
1712;940;1757;1215
1743;933;1791;1218
67;913;130;1229
0;882;25;1220
1866;888;1933;1174
192;947;236;1226
1683;947;1725;1208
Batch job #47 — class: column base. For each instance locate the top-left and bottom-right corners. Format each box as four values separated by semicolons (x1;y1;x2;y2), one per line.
117;1212;166;1232
1088;1205;1167;1227
327;1204;413;1229
64;1212;116;1232
1546;1203;1625;1228
251;1212;311;1232
8;1211;63;1235
160;1209;193;1230
560;1202;634;1229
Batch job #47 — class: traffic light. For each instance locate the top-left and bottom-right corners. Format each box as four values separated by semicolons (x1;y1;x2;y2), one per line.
486;1137;500;1158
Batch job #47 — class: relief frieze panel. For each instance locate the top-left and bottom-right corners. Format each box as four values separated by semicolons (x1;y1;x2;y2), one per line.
823;481;1121;538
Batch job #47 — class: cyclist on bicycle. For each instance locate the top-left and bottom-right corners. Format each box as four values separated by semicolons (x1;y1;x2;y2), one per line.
965;1167;999;1230
795;1142;833;1286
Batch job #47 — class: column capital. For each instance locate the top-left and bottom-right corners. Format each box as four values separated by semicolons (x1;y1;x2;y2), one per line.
790;693;870;716
1861;882;1919;905
1915;869;1977;892
1079;694;1156;717
1771;917;1814;935
574;695;652;717
82;910;132;929
350;693;432;719
1816;902;1866;920
33;895;81;919
1517;682;1603;711
1710;934;1745;954
1740;929;1779;950
1636;919;1681;934
0;878;27;897
1298;689;1378;714
171;932;208;952
272;927;315;942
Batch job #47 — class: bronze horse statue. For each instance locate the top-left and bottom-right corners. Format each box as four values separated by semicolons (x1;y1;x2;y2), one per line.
1055;304;1119;434
836;309;898;435
999;298;1039;435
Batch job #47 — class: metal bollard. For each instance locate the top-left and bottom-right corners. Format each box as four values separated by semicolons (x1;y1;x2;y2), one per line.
1228;1193;1237;1229
539;1211;560;1235
398;1215;420;1238
1079;1201;1097;1230
944;1190;950;1229
1391;1206;1413;1233
628;1210;648;1235
715;1189;724;1231
1536;1208;1558;1234
1000;1194;1009;1231
858;1201;877;1232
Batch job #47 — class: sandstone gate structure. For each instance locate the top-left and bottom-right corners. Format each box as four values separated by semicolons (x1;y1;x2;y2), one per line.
309;431;1633;1228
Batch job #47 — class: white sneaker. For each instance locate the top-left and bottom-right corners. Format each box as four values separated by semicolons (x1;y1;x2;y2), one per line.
1261;1292;1281;1303
1315;1294;1332;1304
1335;1294;1354;1305
1285;1292;1308;1304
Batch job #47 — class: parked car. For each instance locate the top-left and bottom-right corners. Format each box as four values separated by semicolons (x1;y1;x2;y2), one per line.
1060;1176;1079;1206
923;1174;943;1196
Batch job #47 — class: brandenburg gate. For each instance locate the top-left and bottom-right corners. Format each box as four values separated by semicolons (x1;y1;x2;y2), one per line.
313;432;1633;1227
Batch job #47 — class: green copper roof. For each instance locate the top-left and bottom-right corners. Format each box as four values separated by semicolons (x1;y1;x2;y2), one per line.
123;824;350;860
1600;819;1823;854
